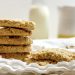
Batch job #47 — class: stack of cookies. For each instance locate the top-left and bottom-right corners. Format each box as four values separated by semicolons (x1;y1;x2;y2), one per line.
0;20;35;61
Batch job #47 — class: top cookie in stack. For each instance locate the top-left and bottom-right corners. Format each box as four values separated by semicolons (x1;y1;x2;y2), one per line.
0;19;35;61
0;20;35;36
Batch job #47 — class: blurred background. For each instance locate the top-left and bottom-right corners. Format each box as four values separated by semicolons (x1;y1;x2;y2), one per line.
0;0;75;39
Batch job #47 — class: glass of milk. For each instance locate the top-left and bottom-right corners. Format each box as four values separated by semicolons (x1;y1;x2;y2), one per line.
29;0;50;39
29;0;60;39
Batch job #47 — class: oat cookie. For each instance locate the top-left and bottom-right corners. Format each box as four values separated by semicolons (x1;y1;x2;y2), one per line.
0;45;31;53
25;58;57;66
30;48;74;62
0;20;35;30
0;36;32;45
1;53;29;61
0;27;32;36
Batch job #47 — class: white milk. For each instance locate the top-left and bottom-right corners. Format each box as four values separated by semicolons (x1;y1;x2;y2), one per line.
29;0;50;39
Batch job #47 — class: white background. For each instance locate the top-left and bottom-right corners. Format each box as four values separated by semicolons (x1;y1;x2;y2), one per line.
0;0;31;20
0;0;75;20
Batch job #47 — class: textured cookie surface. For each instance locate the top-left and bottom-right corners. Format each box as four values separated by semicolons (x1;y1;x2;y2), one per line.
0;45;31;53
30;48;74;62
0;53;29;61
0;20;35;30
25;58;57;66
0;27;32;36
0;36;32;45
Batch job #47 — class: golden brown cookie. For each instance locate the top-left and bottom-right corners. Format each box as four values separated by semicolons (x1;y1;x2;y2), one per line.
0;45;31;53
0;27;32;36
30;48;73;62
25;58;57;66
0;20;35;30
1;53;29;61
0;36;32;45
